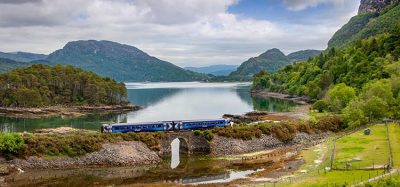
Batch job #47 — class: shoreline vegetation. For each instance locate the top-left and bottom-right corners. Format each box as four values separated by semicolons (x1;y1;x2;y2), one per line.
0;104;140;118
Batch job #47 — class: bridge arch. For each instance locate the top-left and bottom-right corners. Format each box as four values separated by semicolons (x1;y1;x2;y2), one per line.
160;131;211;155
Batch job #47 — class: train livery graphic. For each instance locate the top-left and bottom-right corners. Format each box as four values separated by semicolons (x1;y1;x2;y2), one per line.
101;119;233;133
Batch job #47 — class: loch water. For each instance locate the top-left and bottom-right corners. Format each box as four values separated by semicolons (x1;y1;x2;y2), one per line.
3;82;298;186
0;82;297;132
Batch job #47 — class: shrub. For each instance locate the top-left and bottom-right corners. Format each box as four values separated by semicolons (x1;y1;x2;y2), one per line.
312;100;328;112
314;115;345;132
193;130;201;136
0;133;24;157
203;130;214;141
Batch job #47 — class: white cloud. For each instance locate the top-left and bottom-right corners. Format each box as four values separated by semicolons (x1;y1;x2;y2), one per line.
283;0;345;11
0;0;359;67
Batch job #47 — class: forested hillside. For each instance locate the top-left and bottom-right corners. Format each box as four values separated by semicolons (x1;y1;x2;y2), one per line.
45;40;208;82
0;64;128;107
229;49;320;81
328;1;400;48
254;27;400;127
0;58;30;73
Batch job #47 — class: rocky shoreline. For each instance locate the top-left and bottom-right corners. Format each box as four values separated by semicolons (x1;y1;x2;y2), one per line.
210;132;327;156
3;131;328;172
251;90;311;104
0;104;141;118
9;141;161;170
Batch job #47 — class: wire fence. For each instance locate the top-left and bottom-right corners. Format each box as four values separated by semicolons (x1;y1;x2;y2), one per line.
246;123;399;187
248;169;396;187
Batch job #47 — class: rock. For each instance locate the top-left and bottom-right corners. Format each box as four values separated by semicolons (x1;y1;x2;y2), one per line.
358;0;398;14
0;164;10;175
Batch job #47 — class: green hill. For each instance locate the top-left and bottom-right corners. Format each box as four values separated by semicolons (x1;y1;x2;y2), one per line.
45;40;208;82
0;52;47;62
0;64;128;107
0;58;31;73
229;48;321;81
253;2;400;100
328;1;400;48
287;50;322;62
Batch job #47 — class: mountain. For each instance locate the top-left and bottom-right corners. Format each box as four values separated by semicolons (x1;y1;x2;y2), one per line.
0;58;31;73
0;51;47;62
229;48;290;80
229;48;321;80
328;0;400;48
184;65;238;76
44;40;208;82
287;50;322;62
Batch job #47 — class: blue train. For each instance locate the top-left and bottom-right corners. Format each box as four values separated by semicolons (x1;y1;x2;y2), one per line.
101;119;233;133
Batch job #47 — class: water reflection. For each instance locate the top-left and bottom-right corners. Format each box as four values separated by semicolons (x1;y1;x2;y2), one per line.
170;138;180;169
0;82;297;132
252;96;297;112
9;155;264;187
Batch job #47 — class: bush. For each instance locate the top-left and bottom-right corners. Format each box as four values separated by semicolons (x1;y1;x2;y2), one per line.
0;133;24;157
312;100;328;112
193;130;201;136
314;115;345;132
203;130;214;141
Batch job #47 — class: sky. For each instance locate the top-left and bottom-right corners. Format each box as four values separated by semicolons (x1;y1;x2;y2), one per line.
0;0;360;67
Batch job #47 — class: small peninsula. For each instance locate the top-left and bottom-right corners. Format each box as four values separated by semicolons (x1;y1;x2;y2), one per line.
0;64;138;118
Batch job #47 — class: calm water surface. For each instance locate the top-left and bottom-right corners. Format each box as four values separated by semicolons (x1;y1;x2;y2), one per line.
10;138;268;186
4;82;297;186
0;82;297;132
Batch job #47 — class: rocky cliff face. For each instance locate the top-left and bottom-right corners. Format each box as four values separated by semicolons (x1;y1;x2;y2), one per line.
358;0;398;14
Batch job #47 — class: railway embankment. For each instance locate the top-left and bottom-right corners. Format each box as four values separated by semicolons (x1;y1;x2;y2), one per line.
210;132;327;156
1;114;341;172
9;141;161;170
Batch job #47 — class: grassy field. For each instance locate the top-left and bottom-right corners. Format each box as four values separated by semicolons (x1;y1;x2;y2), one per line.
333;124;389;169
388;123;400;168
249;123;400;187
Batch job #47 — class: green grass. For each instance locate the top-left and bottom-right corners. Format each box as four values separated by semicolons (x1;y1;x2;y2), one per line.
250;124;400;187
333;124;389;169
388;123;400;168
288;170;385;187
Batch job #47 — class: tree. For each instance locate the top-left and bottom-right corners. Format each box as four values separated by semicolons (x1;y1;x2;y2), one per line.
326;83;356;112
360;79;394;105
341;98;368;128
312;100;328;113
305;81;322;100
363;96;391;121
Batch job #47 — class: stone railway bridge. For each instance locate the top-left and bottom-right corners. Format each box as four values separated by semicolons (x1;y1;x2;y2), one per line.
160;131;211;155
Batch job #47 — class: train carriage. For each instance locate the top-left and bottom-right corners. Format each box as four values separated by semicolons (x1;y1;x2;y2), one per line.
102;119;232;133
